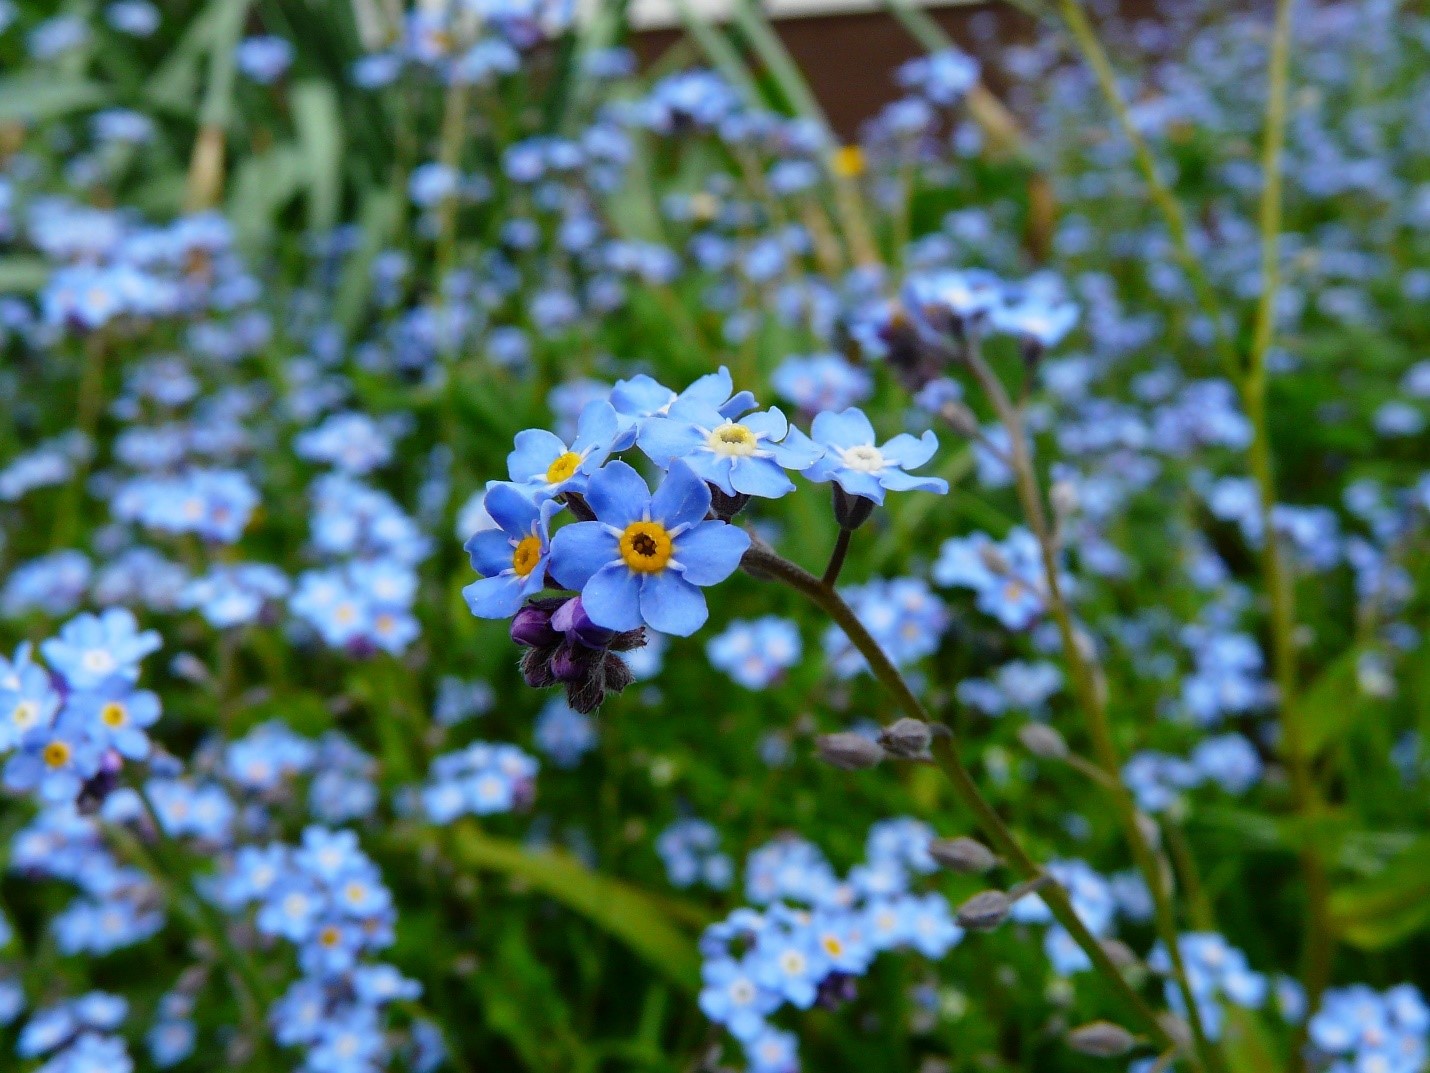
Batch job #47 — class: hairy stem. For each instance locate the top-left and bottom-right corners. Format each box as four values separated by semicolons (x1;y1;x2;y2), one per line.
960;340;1223;1073
741;543;1176;1053
822;528;853;587
1242;0;1332;1031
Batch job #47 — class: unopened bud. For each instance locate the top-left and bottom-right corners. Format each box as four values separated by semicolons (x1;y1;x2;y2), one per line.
939;400;982;439
1157;1012;1193;1053
955;889;1011;931
816;733;884;771
977;543;1012;576
1066;1021;1136;1058
929;836;997;874
832;484;877;530
1099;938;1140;970
879;717;933;760
1017;722;1068;760
1050;479;1079;519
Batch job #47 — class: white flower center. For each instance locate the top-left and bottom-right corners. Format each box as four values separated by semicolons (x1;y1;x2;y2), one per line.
82;649;116;674
705;422;761;458
839;444;886;473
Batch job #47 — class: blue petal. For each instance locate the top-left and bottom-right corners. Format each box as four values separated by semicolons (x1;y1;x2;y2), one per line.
681;367;733;409
879;470;948;495
507;428;565;482
729;457;794;498
611;373;675;418
463;580;526;620
585;460;650;528
719;390;757;419
637;417;705;468
768;424;823;471
686;451;736;495
549;522;619;589
482;481;539;538
464;529;517;578
650;460;712;530
638;571;708;636
811;408;876;451
834;470;886;504
880;430;938;469
572;399;620;455
673;520;750;585
581;564;645;631
740;407;788;439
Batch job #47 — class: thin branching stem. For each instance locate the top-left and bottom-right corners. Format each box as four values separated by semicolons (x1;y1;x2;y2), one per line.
740;542;1177;1053
959;337;1224;1073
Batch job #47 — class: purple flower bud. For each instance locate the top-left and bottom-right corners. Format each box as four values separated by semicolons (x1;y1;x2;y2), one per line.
511;605;560;648
551;596;616;649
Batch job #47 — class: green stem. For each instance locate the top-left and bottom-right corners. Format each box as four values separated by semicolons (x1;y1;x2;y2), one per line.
1049;0;1238;381
51;332;107;550
124;784;274;1043
1239;0;1333;1031
959;343;1223;1073
740;543;1176;1053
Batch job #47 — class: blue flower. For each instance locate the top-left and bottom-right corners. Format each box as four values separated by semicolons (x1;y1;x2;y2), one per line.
639;402;820;499
506;399;620;500
802;408;946;505
610;366;756;444
67;678;160;760
548;460;750;637
3;714;102;803
462;483;561;619
40;609;161;690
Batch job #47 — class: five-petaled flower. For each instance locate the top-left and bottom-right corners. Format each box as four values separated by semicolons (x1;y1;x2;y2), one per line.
507;399;620;500
803;408;948;505
639;402;821;499
462;483;562;619
548;460;751;636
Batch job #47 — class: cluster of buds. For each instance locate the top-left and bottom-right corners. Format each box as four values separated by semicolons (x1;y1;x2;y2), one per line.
511;596;647;713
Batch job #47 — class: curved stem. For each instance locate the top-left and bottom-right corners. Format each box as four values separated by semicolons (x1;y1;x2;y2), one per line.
822;528;853;588
961;340;1224;1073
741;543;1176;1054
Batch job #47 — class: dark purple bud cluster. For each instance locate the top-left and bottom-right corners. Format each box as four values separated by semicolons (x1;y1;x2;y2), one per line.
512;596;646;714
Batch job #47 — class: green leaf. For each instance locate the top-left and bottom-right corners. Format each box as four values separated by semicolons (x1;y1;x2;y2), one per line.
473;928;580;1068
1300;645;1367;755
0;76;105;124
445;824;705;991
291;80;345;235
0;257;50;295
1330;836;1430;949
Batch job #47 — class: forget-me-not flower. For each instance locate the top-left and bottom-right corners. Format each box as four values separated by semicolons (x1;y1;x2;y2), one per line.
802;408;947;505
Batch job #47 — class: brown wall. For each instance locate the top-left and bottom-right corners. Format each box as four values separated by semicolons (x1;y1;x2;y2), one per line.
631;3;1032;140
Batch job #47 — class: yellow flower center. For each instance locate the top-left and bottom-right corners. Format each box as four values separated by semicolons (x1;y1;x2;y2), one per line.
511;534;542;577
318;925;342;947
545;451;582;484
706;422;759;458
821;935;844;957
43;741;72;768
619;521;674;574
100;702;128;727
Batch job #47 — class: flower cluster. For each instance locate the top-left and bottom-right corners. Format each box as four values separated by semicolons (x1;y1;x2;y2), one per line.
14;992;131;1073
420;741;539;822
1308;984;1428;1073
462;369;949;706
698;821;961;1071
655;818;732;890
1149;933;1269;1040
217;827;416;1073
2;610;161;807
